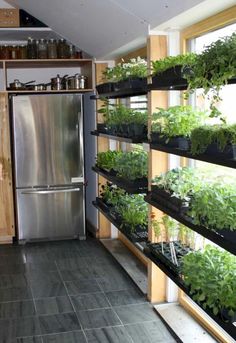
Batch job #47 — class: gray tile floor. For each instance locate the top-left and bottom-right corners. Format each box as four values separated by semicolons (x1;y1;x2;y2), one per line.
0;238;178;343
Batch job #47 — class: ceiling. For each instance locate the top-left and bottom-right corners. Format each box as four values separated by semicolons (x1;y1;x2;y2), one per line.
4;0;236;59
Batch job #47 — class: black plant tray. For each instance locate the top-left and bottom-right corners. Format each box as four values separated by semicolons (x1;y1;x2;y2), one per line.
146;241;191;275
96;82;115;94
149;66;189;91
151;133;190;151
94;77;147;98
151;186;188;214
120;224;148;243
92;166;148;194
144;247;236;339
145;193;236;256
150;142;236;169
204;143;236;160
93;198;148;244
91;130;147;144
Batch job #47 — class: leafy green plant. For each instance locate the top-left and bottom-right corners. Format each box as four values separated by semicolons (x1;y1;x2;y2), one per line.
188;181;236;232
96;151;121;171
185;32;236;118
119;194;148;232
182;245;236;319
190;124;236;155
151;53;196;75
152;167;203;201
103;103;148;127
151;106;207;139
102;57;147;82
114;150;148;180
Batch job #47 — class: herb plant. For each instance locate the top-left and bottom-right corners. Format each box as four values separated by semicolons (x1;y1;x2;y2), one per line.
188;181;236;232
182;245;236;319
96;151;121;171
102;57;147;82
185;32;236;118
114;150;148;180
151;53;196;75
190;124;236;155
152;167;203;201
151;106;207;139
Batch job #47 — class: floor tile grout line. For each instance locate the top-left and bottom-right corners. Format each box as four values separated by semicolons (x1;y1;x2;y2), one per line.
55;260;89;343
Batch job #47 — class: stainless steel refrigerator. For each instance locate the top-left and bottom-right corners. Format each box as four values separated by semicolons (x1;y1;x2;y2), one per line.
11;93;85;242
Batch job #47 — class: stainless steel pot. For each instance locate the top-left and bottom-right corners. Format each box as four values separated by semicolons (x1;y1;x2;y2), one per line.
67;74;87;90
32;83;50;91
9;79;36;90
51;74;68;90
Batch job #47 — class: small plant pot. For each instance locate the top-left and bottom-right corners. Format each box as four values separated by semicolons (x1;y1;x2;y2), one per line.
220;308;236;323
119;124;129;137
97;123;108;134
150;133;190;150
150;132;166;144
151;65;189;90
96;82;114;94
205;143;236;160
151;186;189;214
127;123;147;138
121;223;148;242
107;124;118;136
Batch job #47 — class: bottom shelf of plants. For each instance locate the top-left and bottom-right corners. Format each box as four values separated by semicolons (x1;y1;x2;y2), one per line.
144;243;236;339
93;183;148;244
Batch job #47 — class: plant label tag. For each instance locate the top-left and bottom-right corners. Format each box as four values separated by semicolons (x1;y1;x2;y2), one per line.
142;143;150;152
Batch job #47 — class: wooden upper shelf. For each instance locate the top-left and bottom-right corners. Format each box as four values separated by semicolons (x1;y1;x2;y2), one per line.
1;59;93;69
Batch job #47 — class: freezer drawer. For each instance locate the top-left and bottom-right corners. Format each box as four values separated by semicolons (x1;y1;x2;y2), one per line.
16;186;85;241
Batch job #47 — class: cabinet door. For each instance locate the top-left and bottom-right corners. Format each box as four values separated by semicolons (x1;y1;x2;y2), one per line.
0;93;15;242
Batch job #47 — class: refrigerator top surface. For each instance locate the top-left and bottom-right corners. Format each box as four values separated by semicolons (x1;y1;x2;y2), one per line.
12;93;84;188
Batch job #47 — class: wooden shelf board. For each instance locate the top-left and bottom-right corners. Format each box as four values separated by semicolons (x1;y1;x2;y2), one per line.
7;89;93;94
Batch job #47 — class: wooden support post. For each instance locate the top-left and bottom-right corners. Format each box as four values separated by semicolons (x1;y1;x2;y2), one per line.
147;35;169;303
95;63;111;239
0;92;14;243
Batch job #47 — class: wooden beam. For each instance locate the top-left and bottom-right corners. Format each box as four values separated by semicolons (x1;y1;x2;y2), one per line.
0;92;15;243
95;63;111;239
181;5;236;53
147;35;168;303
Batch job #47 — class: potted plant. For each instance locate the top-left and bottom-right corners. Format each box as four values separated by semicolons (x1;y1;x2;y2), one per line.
151;106;207;150
187;181;236;243
182;245;236;322
190;123;236;159
113;150;148;186
151;53;196;89
185;32;236;118
151;167;202;213
119;194;148;241
96;150;121;174
97;57;148;95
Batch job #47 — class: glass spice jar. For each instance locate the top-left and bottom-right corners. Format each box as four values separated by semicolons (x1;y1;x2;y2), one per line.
1;45;10;59
19;45;27;59
57;39;68;59
11;45;18;59
47;39;57;59
38;39;47;59
27;38;37;59
68;44;76;59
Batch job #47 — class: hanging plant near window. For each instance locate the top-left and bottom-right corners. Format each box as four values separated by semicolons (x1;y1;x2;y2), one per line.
185;32;236;119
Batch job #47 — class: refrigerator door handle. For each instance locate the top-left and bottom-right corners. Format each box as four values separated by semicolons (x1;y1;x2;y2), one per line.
21;188;80;195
